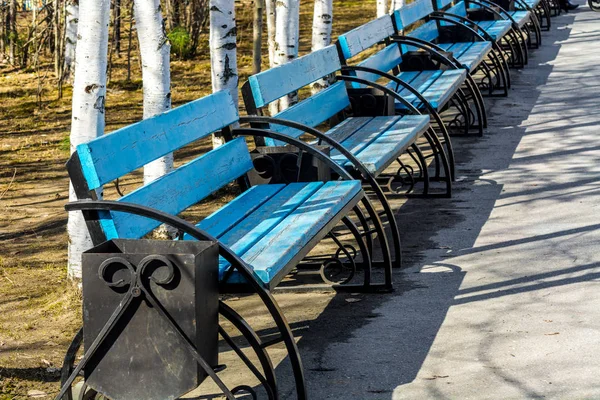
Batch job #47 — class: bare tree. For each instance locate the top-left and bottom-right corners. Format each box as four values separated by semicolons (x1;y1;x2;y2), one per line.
274;0;300;110
67;0;111;280
252;0;263;74
311;0;333;94
134;0;173;184
377;0;389;17
209;0;238;148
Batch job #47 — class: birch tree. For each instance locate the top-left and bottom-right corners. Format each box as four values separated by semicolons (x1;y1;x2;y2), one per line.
311;0;333;95
265;0;276;67
63;0;79;83
274;0;300;110
134;0;172;184
377;0;389;17
252;0;263;74
390;0;405;11
67;0;111;280
209;0;238;148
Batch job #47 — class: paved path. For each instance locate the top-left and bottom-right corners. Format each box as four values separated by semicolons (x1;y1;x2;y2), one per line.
297;4;600;399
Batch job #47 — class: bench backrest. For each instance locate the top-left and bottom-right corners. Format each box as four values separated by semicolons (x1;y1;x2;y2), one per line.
392;0;436;30
336;16;405;87
69;91;253;240
244;45;351;146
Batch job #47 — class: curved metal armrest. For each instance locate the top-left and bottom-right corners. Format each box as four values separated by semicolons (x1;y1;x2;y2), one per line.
388;36;463;69
338;66;441;119
467;0;520;25
65;200;265;286
430;12;496;42
236;119;384;186
511;0;534;12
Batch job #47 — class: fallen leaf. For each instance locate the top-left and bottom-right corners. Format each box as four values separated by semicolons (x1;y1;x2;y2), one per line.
41;359;52;367
28;390;47;398
545;332;560;336
345;298;362;303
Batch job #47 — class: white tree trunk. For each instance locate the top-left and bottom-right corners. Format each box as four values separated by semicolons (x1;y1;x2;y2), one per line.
134;0;172;184
265;0;276;68
63;0;79;83
390;0;405;11
377;0;389;16
311;0;333;95
274;0;299;110
67;0;111;280
209;0;238;148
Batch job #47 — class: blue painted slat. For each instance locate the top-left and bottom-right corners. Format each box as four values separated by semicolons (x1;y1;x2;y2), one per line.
345;115;430;174
354;44;403;87
237;180;363;286
247;45;341;108
78;90;239;190
393;0;435;30
439;42;492;70
267;81;350;146
396;70;440;107
509;11;531;27
329;116;402;167
106;138;253;239
437;0;457;10
191;184;286;239
336;16;396;59
323;117;373;144
403;21;440;51
395;69;466;110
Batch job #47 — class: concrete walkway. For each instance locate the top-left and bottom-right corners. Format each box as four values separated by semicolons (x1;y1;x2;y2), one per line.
296;4;600;399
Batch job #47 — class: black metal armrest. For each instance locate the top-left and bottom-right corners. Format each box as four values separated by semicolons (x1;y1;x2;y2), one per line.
430;12;497;42
388;35;463;69
338;66;443;119
467;0;521;26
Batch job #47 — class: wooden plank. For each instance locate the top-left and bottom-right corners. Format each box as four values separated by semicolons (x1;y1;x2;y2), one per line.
397;70;441;106
105;138;253;239
324;117;373;144
237;180;363;286
329;116;402;166
345;115;430;174
397;69;466;110
336;16;395;59
403;21;440;52
437;0;457;11
354;44;403;87
247;45;341;108
392;0;435;30
78;90;238;189
443;2;468;16
190;184;286;239
217;182;324;281
267;81;350;146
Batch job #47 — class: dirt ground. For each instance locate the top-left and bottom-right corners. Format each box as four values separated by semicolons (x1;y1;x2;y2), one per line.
0;1;377;398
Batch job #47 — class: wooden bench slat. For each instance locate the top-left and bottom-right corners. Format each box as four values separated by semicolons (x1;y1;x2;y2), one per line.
438;41;493;70
354;44;403;87
324;116;374;144
337;16;396;59
396;69;466;110
104;137;253;239
78;91;238;189
193;184;287;239
343;115;430;174
269;81;350;145
219;182;324;259
235;180;363;287
330;116;402;166
393;0;435;30
247;45;341;108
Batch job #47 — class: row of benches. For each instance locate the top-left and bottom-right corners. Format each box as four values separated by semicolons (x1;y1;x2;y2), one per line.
60;0;557;397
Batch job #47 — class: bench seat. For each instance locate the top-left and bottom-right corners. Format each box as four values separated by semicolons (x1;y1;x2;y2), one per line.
472;19;513;41
323;115;431;174
509;10;532;27
193;181;363;289
391;69;467;111
437;41;493;71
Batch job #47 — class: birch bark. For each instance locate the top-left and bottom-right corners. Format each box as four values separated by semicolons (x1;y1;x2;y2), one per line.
134;0;172;184
274;0;300;110
209;0;238;148
67;0;110;280
63;0;79;83
311;0;333;95
377;0;389;16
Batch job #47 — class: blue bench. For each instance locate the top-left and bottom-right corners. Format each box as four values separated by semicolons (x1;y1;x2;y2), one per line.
242;44;455;274
391;0;510;97
434;0;529;68
65;90;396;399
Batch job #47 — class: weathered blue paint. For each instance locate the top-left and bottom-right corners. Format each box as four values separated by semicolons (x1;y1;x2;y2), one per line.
336;16;395;59
392;0;435;30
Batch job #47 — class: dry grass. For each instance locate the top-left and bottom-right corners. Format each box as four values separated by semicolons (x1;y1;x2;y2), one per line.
0;0;377;398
